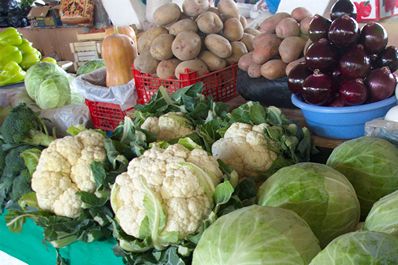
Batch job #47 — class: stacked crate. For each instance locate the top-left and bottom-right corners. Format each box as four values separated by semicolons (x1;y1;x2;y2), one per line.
70;32;105;70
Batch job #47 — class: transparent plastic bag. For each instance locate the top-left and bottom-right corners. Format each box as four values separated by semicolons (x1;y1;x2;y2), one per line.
365;118;398;146
72;68;137;111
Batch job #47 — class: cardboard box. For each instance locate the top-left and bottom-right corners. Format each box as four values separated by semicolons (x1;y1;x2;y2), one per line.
27;6;62;28
353;0;398;22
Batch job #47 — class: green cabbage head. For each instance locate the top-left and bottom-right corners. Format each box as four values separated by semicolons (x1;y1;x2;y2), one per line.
25;62;73;109
309;231;398;265
192;205;321;265
327;137;398;218
258;163;360;247
364;190;398;237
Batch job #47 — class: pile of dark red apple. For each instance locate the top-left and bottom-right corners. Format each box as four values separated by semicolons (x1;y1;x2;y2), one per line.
288;3;398;107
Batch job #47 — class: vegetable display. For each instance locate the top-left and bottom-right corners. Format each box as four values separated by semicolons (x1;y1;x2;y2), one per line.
134;0;249;79
192;205;321;265
238;8;313;80
288;9;397;106
0;27;41;87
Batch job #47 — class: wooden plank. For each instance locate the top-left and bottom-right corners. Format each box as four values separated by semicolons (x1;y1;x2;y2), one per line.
76;51;99;57
76;32;106;41
225;96;345;149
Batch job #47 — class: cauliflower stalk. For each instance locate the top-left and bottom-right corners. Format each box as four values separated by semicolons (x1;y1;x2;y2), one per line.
111;143;225;250
31;130;106;218
140;112;194;141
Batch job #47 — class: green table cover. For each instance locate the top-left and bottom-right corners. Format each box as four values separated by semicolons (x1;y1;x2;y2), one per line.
0;213;123;265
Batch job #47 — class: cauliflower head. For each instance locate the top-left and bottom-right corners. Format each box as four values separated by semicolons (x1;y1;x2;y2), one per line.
111;143;223;248
211;122;277;178
140;112;194;141
31;130;106;218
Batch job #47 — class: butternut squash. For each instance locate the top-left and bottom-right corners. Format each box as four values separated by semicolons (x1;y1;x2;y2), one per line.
102;33;136;87
105;26;137;48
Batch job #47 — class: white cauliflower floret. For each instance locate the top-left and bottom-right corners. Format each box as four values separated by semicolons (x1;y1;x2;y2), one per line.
111;144;223;247
140;112;194;141
31;130;106;218
211;122;277;178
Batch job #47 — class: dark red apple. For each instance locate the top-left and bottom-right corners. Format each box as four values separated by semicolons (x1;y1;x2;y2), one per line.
339;44;371;78
329;95;346;107
376;46;398;72
305;38;338;71
302;70;334;105
359;22;388;54
339;79;368;105
308;15;332;42
288;63;312;95
366;67;397;102
328;15;360;48
331;0;357;20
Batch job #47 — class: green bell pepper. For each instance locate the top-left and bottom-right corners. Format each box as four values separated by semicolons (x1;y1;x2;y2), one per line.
0;61;26;86
18;39;42;70
0;45;23;65
20;51;41;70
0;27;22;46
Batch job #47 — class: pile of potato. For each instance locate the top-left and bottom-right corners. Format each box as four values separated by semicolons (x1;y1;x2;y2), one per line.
134;0;250;79
238;7;313;80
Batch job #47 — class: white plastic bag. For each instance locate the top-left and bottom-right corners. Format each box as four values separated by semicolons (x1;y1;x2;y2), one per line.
365;118;398;146
72;68;137;111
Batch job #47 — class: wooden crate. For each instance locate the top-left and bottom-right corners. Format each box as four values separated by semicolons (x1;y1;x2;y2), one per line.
70;40;102;71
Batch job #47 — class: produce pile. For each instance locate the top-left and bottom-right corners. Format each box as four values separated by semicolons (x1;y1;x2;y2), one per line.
0;27;41;87
134;0;249;79
238;7;313;80
288;0;398;106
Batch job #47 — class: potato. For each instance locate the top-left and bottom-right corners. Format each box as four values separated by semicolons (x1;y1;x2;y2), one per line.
182;0;209;17
168;19;198;35
175;59;209;78
291;7;312;22
238;52;253;71
172;31;202;61
138;27;168;54
196;11;223;34
244;28;261;36
275;18;300;38
279;36;306;63
259;12;290;34
260;59;287;80
252;34;281;64
300;16;312;35
204;34;232;58
217;0;239;19
199;50;227;71
134;52;159;74
153;3;181;26
208;7;221;16
241;33;254;51
157;58;181;79
223;18;244;41
240;15;247;29
226;41;248;65
286;57;305;76
248;64;262;78
304;39;312;56
150;34;174;60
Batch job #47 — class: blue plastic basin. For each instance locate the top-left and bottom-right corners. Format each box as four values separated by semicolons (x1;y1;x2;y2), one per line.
291;95;397;139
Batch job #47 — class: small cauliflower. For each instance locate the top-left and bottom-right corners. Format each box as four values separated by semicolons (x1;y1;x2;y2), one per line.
111;143;223;249
140;112;194;141
212;122;277;178
31;130;106;218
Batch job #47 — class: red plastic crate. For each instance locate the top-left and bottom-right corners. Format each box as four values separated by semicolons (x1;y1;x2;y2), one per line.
85;99;132;131
133;64;238;104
